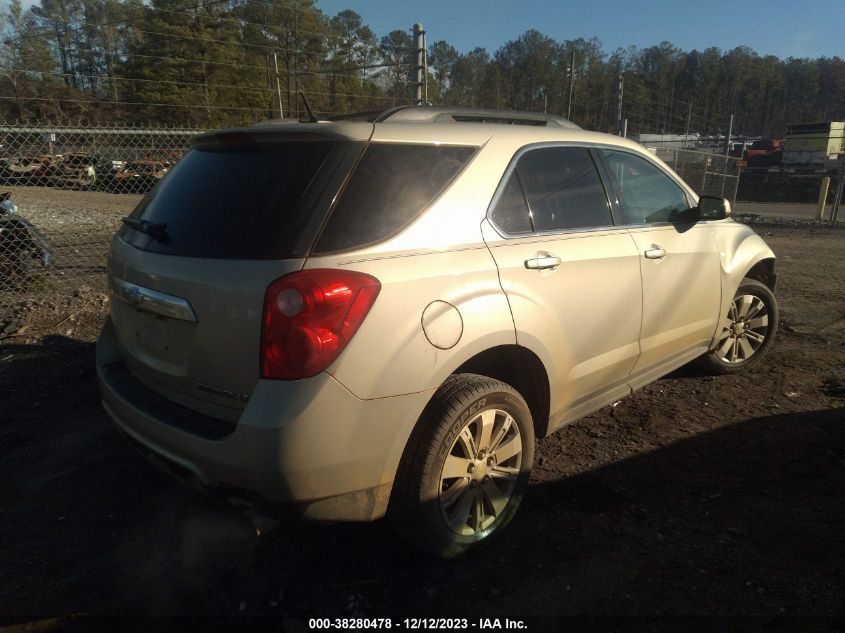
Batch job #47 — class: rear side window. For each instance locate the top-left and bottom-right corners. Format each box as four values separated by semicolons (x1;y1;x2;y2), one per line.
125;142;339;259
491;175;533;234
490;146;612;234
313;143;476;254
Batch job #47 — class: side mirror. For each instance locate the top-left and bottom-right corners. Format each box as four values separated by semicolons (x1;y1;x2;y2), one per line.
697;195;732;220
668;205;702;223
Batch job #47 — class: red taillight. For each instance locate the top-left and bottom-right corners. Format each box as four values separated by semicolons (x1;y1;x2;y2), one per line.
261;269;381;380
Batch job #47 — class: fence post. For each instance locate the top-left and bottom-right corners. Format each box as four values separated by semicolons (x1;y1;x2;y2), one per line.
831;157;844;223
724;114;734;156
817;176;831;220
273;52;284;119
730;159;740;208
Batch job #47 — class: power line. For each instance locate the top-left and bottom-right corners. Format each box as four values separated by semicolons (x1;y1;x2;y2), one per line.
12;12;346;57
9;68;275;93
22;5;411;54
28;43;405;79
0;94;377;118
0;94;272;111
0;78;401;101
43;44;268;71
31;1;376;47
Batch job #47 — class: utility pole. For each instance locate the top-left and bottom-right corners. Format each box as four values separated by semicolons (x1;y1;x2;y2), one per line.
724;113;734;156
422;28;428;103
293;0;299;118
684;101;692;148
567;48;575;120
615;73;624;136
411;23;425;105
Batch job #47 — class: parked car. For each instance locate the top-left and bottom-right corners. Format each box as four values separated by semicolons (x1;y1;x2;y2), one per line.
0;191;52;291
45;152;98;188
1;156;53;184
97;106;779;557
102;159;168;193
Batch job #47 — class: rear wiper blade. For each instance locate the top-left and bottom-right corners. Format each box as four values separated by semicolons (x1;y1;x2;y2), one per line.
121;217;169;243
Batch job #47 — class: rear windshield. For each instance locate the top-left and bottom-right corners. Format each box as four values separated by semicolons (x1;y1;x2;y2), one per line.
313;143;477;254
124;142;338;259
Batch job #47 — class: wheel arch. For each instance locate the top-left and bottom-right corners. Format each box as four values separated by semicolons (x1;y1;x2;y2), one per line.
712;226;777;349
451;345;551;439
743;257;777;292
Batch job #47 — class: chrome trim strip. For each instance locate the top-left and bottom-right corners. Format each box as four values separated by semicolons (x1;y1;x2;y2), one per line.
110;278;197;322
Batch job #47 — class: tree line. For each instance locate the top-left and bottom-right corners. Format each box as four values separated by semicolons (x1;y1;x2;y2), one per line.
1;0;843;136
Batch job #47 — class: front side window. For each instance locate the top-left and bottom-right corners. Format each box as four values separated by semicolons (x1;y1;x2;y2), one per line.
600;150;690;224
490;146;612;234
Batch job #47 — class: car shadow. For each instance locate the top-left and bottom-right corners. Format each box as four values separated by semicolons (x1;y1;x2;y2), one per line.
1;335;843;625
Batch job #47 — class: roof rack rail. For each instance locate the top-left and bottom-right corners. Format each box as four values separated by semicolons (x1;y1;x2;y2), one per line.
374;105;580;129
325;110;385;122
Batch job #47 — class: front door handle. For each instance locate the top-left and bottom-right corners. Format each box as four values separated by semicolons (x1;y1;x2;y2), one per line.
524;252;562;270
644;244;666;260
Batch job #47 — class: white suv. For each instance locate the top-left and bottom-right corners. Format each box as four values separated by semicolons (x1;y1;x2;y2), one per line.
97;106;778;557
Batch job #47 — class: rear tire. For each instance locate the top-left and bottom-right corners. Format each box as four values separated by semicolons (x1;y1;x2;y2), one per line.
697;278;778;374
390;373;534;558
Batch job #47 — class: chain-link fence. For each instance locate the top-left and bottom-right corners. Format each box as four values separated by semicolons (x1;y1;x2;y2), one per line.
0;123;747;329
0;123;203;330
1;123;204;196
0;185;134;333
651;148;741;205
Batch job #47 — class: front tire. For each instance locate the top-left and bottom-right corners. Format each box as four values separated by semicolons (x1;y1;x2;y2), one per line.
698;278;778;374
390;374;534;558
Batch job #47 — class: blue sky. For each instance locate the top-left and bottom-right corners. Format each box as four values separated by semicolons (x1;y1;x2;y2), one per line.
314;0;844;59
8;0;841;59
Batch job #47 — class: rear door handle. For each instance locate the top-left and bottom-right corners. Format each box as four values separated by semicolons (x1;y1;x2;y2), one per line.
524;252;562;270
644;244;666;260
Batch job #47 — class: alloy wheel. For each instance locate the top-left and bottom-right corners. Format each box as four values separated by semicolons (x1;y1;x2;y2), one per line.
716;293;770;364
439;408;523;536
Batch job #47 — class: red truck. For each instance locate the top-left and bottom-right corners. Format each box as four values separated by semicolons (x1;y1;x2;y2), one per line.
744;138;783;167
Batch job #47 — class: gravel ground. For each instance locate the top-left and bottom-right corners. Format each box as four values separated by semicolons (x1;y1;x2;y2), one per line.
0;219;842;630
2;185;141;229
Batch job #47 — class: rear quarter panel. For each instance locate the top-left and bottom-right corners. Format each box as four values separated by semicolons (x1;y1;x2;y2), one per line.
306;247;516;400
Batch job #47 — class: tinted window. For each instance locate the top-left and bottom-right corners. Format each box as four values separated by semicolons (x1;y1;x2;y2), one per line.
490;173;533;234
601;150;689;224
125;142;338;259
313;144;476;254
491;146;612;234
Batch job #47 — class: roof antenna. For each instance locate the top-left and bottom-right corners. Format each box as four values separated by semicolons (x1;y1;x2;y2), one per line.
298;85;318;123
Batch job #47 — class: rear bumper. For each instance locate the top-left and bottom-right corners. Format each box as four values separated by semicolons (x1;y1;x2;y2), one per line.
96;318;433;521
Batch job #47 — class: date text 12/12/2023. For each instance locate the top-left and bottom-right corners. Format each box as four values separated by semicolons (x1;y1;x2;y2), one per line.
307;618;529;630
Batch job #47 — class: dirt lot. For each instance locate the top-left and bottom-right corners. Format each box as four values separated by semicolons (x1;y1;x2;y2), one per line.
1;221;843;630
